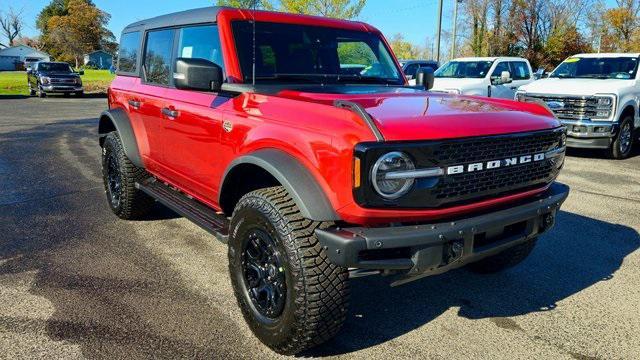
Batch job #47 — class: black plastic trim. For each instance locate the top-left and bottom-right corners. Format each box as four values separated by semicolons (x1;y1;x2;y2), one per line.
220;149;340;221
98;109;144;168
316;182;570;272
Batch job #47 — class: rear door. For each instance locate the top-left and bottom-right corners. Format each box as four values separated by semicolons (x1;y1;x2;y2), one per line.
158;24;227;202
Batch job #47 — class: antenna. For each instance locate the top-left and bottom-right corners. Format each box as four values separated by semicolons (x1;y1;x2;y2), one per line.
251;0;257;87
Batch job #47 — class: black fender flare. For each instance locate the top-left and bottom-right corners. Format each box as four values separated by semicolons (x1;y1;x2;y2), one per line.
98;108;144;168
220;149;340;221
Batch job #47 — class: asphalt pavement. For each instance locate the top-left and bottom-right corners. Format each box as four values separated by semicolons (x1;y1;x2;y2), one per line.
0;95;639;359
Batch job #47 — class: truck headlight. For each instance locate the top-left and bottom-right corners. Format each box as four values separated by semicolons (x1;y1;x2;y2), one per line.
445;89;461;94
593;94;616;120
40;76;51;85
515;91;526;101
371;152;415;199
75;77;82;85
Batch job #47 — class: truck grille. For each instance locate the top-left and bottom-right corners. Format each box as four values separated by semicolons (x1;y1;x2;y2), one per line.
523;95;598;120
429;129;563;205
50;78;77;84
355;128;565;209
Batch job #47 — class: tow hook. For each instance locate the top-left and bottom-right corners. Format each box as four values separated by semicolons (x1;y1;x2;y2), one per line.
443;240;464;265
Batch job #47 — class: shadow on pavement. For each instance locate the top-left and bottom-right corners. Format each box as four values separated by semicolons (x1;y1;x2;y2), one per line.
0;118;247;358
306;210;639;356
566;144;640;160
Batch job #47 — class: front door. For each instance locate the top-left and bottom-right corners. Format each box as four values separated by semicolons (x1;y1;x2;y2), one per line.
489;61;514;99
157;24;228;202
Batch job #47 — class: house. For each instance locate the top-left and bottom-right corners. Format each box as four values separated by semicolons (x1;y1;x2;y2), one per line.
0;45;50;71
84;50;114;70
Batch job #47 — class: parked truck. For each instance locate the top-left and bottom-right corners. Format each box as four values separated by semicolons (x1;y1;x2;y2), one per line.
517;53;639;159
99;7;569;354
432;57;535;99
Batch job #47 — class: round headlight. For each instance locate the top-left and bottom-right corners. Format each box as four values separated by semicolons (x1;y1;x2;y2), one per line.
371;152;415;199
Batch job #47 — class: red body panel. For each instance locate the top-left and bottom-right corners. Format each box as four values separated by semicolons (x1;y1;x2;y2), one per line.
108;8;561;226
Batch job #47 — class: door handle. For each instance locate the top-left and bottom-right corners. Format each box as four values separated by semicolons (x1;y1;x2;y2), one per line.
162;107;179;119
128;100;141;109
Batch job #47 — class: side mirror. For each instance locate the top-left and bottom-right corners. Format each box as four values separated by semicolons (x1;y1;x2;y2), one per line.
416;67;435;90
174;57;223;92
534;68;545;80
501;71;512;84
26;67;32;73
77;70;85;75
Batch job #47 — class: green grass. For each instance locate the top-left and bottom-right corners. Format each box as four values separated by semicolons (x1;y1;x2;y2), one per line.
0;69;115;95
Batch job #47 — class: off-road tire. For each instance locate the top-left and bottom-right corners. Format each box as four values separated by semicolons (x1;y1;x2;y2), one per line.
101;131;154;219
29;84;36;96
610;116;634;159
75;91;84;98
228;186;349;355
467;237;537;274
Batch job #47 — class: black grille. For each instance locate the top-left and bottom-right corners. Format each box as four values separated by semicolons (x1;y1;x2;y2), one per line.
433;129;561;164
432;160;554;200
354;128;565;209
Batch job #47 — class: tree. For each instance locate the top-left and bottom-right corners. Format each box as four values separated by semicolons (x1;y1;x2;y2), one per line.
0;8;24;46
388;33;420;59
601;0;640;51
15;36;45;51
216;0;274;10
280;0;367;19
46;0;115;67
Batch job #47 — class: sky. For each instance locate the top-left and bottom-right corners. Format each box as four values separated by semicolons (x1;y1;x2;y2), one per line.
2;0;620;47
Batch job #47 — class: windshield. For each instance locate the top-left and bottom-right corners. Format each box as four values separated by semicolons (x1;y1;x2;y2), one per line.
38;63;73;73
232;21;404;85
550;57;639;79
434;61;493;78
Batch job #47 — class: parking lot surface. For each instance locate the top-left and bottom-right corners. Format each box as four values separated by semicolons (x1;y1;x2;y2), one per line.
1;96;639;359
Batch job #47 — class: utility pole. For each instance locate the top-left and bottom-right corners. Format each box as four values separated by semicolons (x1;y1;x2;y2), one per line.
451;0;461;59
435;0;443;63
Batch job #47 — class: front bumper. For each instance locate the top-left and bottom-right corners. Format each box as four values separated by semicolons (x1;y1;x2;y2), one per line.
41;85;83;93
316;183;569;280
561;119;618;149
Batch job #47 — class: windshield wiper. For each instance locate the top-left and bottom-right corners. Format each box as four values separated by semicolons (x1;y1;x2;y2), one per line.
334;74;401;84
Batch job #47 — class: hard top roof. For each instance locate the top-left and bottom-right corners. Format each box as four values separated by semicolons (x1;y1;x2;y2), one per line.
123;6;229;33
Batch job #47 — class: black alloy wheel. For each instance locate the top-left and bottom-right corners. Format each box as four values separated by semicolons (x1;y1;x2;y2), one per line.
242;229;287;319
105;149;122;209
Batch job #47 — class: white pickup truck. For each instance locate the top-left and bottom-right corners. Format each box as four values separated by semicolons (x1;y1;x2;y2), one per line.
516;53;639;159
431;57;535;99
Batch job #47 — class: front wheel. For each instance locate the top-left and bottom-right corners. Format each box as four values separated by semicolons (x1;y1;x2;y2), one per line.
228;187;349;355
610;116;634;159
101;132;154;219
467;237;537;274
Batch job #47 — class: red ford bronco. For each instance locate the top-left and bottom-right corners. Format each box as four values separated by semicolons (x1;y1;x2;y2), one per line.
99;7;569;354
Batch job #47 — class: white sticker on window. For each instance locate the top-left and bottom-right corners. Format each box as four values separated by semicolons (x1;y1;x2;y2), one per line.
182;47;193;58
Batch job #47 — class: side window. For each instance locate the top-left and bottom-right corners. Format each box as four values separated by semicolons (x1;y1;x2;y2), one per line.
491;62;510;77
177;25;224;71
144;29;175;85
510;61;531;80
404;63;419;77
118;31;140;73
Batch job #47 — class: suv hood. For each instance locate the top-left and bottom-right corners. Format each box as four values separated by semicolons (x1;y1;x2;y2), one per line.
520;78;632;96
431;77;486;92
277;88;560;141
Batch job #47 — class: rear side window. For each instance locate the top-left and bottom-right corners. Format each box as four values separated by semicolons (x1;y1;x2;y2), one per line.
177;25;224;71
118;31;140;73
144;29;175;85
510;61;531;80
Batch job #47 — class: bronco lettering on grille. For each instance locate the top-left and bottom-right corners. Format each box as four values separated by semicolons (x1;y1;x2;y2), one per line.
446;153;546;175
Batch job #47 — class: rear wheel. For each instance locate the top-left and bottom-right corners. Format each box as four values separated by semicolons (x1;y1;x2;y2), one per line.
228;186;349;355
467;237;537;274
610;116;634;159
101;132;154;219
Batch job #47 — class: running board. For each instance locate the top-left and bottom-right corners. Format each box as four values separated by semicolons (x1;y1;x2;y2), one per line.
136;179;230;243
